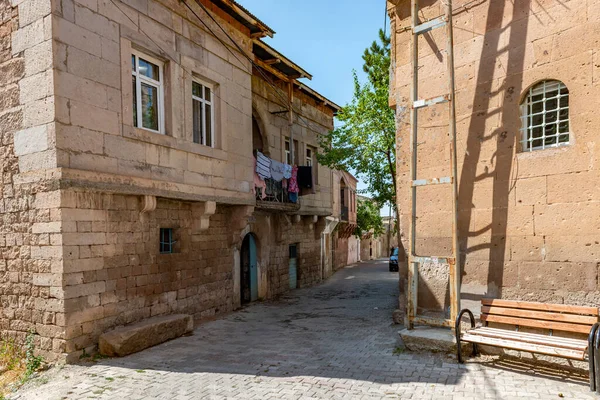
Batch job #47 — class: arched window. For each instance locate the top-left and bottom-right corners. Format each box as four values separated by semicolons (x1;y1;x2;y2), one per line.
520;80;570;151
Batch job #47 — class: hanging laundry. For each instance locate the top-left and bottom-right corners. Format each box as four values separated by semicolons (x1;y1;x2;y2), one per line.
288;166;299;194
253;157;267;200
283;163;293;179
256;151;271;180
288;192;298;203
270;159;285;182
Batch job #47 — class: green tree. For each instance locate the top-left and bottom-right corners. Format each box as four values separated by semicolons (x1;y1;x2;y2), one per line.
318;29;397;216
355;198;384;237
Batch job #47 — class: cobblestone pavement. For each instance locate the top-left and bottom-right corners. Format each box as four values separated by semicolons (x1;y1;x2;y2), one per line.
12;260;594;399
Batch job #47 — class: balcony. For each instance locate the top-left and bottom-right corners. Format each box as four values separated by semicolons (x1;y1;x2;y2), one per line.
256;178;301;213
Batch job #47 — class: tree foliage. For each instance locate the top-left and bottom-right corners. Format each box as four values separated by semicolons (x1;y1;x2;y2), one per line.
318;29;397;211
355;198;384;237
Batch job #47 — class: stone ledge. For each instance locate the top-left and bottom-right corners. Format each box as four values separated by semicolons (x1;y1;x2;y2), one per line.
399;326;470;354
99;314;193;357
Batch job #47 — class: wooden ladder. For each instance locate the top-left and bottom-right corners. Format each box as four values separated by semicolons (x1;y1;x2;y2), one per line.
407;0;460;329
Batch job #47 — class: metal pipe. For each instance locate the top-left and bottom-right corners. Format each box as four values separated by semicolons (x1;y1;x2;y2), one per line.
588;323;599;392
455;308;477;364
594;327;600;391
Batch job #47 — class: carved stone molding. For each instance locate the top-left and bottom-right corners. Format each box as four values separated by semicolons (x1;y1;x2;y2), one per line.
140;195;157;213
191;201;217;233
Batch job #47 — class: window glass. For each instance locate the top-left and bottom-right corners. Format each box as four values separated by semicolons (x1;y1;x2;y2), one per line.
132;52;163;133
192;81;203;98
141;83;159;131
192;80;214;147
132;76;137;127
193;100;202;144
139;58;160;81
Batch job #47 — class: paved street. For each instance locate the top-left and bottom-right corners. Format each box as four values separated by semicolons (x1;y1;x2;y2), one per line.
13;259;594;399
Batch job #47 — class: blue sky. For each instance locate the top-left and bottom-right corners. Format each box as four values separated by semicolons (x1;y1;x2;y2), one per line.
238;0;392;216
239;0;388;106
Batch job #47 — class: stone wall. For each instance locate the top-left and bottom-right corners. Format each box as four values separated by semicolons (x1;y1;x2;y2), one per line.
332;230;349;272
389;0;600;311
0;0;67;360
50;0;255;205
57;189;243;359
249;212;325;297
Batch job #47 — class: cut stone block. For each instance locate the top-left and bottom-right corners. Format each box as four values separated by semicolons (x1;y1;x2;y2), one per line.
399;326;470;354
99;314;193;357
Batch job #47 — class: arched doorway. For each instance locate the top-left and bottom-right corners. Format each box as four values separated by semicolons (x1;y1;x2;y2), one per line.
241;233;258;304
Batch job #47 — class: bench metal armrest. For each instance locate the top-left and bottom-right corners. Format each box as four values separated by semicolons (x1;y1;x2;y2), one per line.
589;322;600;392
455;308;477;363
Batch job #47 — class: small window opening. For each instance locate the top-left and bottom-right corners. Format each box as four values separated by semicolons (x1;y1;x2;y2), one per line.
520;80;570;151
160;228;174;254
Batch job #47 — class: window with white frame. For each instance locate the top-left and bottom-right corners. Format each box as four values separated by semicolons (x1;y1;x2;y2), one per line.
306;147;313;166
192;80;214;147
285;139;291;165
520;80;570;151
131;51;164;133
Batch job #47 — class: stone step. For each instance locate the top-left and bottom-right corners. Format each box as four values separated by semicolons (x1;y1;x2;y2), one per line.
99;314;193;357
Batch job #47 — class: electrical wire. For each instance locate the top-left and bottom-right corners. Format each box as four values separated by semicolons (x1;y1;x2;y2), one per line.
108;0;327;134
181;0;329;134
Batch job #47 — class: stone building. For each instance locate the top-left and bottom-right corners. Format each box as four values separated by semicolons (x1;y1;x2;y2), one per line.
361;216;398;262
331;170;359;272
0;0;341;361
388;0;600;313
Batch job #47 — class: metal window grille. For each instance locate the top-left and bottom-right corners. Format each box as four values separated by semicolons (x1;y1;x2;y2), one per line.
520;80;570;151
159;228;174;254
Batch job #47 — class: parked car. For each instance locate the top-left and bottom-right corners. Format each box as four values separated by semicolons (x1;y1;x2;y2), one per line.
389;247;399;272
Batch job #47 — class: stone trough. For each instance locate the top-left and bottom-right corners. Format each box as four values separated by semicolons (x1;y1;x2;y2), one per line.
99;314;194;357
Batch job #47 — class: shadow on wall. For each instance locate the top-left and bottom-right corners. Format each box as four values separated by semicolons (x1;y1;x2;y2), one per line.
398;0;534;313
457;0;532;305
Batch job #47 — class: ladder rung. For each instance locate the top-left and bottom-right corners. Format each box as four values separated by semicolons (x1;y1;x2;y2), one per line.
412;177;453;187
413;95;449;109
413;16;447;35
410;256;455;265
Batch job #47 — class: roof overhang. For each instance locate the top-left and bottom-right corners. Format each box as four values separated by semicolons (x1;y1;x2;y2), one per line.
296;82;341;114
253;39;312;80
210;0;275;38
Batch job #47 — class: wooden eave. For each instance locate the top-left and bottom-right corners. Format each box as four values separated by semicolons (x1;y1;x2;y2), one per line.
253;39;312;80
208;0;275;38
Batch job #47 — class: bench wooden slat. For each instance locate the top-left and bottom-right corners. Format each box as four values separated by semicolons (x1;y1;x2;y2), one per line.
476;327;588;347
480;313;593;334
482;299;599;316
468;327;588;351
481;306;598;325
461;333;587;360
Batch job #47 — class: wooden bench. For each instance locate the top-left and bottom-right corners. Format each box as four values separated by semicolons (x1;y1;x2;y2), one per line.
456;299;600;392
